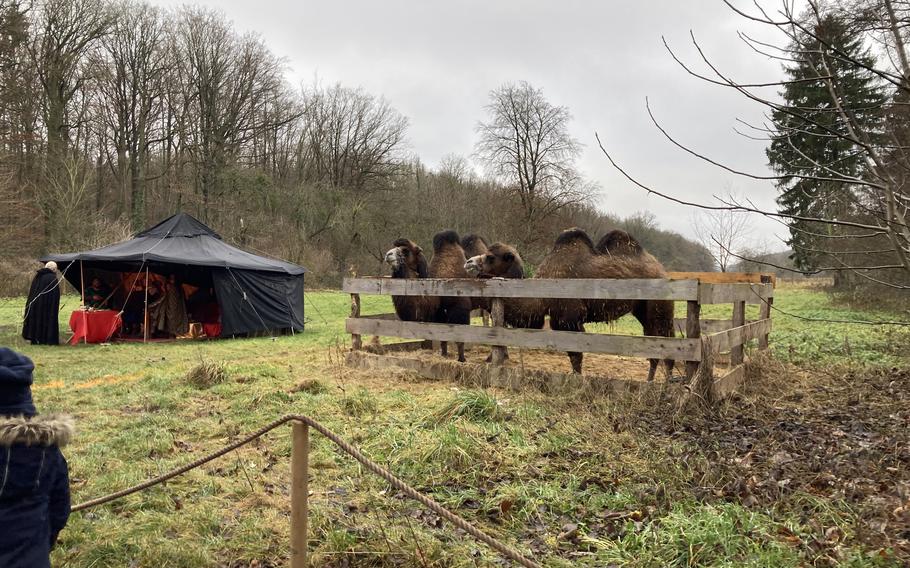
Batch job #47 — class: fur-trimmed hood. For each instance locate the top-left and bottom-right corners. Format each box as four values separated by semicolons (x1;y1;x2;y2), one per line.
0;414;73;447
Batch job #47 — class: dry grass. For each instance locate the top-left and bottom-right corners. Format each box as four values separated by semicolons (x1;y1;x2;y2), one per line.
184;359;228;388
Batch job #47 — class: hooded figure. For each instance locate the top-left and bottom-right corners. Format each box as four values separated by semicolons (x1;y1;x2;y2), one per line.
0;348;72;568
22;262;61;345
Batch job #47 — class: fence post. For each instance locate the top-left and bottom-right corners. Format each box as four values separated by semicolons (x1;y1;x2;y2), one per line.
758;295;772;350
685;298;701;380
731;300;746;365
350;293;362;351
291;421;309;568
490;298;507;365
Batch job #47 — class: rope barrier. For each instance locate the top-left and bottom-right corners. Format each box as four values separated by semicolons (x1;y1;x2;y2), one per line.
72;414;542;568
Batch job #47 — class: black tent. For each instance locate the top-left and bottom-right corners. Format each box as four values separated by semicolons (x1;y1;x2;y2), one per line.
42;213;306;337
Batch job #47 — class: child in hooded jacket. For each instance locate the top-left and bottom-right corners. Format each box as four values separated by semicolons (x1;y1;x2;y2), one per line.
0;347;72;568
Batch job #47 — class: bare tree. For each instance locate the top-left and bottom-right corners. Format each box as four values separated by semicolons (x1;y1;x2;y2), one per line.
173;6;284;219
30;0;110;242
598;0;910;292
475;81;594;244
94;0;169;229
693;189;752;272
293;82;408;249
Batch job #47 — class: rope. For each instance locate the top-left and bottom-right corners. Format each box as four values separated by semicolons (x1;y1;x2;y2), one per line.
72;414;541;568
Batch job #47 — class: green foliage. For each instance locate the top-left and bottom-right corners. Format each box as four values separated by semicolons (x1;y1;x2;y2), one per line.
766;12;887;271
591;503;800;567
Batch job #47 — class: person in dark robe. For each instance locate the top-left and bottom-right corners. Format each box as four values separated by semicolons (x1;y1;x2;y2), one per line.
22;262;61;345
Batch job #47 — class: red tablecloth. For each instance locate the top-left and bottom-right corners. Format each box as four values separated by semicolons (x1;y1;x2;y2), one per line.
69;310;122;344
202;322;221;338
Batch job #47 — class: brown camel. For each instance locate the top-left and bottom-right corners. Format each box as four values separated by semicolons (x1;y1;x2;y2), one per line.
537;228;674;379
384;238;438;323
596;229;676;381
464;242;546;329
429;230;472;362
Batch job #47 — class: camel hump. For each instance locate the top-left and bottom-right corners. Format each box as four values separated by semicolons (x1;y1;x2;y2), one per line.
596;229;644;257
433;230;462;252
461;234;488;254
553;227;596;252
488;242;519;262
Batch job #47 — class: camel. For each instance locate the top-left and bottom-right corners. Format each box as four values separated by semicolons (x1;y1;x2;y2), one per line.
428;230;472;362
537;228;674;379
384;238;438;323
464;242;546;329
596;229;675;381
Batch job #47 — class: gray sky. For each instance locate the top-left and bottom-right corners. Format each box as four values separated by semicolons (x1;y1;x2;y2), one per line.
152;0;789;250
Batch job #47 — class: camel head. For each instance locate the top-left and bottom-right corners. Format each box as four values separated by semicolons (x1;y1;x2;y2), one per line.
464;243;524;278
385;238;428;278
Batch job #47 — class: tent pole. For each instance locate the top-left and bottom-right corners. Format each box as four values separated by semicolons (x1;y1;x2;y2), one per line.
144;267;149;343
80;260;86;345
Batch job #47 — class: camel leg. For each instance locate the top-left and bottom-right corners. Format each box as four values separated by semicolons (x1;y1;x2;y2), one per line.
551;315;584;374
568;351;584;374
457;342;466;363
647;359;658;382
440;341;448;357
634;300;675;382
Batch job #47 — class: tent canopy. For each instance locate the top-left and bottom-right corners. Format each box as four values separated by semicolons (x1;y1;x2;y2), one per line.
42;213;306;336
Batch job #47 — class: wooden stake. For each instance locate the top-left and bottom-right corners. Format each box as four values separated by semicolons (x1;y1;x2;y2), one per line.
143;267;149;343
685;299;701;380
290;421;309;568
491;298;507;365
731;300;746;365
758;297;772;350
350;293;362;350
79;260;86;344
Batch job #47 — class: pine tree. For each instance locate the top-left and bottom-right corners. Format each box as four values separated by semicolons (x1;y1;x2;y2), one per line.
766;13;886;271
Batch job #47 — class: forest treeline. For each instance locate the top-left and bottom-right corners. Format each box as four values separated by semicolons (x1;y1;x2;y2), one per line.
0;0;714;294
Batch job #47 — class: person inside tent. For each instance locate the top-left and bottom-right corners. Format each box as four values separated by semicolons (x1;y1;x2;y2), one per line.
0;348;73;568
22;262;61;346
84;277;111;309
155;274;189;338
120;280;145;337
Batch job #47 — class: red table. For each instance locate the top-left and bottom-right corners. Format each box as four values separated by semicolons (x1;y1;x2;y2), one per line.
69;310;122;344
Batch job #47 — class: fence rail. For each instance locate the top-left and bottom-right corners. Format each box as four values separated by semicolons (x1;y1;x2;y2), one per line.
343;277;699;301
346;316;702;361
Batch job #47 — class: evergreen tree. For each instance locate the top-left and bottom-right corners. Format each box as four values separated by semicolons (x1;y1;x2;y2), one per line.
766;13;886;270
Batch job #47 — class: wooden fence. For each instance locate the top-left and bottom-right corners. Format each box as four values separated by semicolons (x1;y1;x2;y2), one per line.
343;273;774;399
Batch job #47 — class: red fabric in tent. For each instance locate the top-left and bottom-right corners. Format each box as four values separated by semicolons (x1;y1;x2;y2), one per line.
69;310;122;344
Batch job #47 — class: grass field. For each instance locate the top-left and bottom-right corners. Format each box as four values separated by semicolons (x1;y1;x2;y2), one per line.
0;284;907;567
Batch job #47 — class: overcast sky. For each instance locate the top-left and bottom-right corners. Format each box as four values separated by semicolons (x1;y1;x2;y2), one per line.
151;0;789;250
